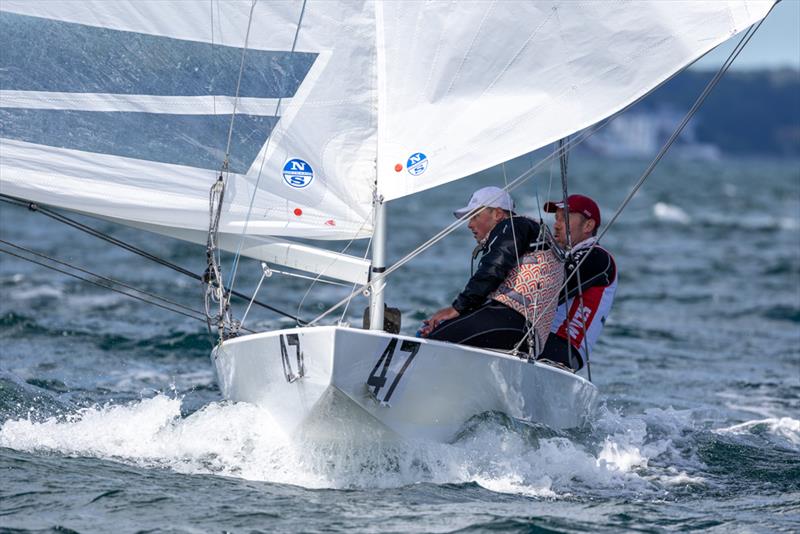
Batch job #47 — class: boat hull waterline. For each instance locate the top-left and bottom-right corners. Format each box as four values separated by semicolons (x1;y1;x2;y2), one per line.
211;326;598;443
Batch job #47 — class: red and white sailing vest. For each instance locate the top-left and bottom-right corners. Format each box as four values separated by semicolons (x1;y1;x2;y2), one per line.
489;248;564;353
551;238;617;361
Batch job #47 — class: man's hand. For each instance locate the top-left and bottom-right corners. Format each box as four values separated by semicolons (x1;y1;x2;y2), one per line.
419;306;460;337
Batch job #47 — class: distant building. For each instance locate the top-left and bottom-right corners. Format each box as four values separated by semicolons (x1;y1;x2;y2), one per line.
584;108;721;160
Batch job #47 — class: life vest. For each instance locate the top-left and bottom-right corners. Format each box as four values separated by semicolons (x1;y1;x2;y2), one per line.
489;248;564;354
550;239;617;362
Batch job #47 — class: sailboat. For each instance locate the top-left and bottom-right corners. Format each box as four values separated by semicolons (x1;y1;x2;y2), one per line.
0;1;775;442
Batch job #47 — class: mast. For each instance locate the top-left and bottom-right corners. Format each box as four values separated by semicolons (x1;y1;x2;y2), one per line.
368;198;387;330
370;0;387;331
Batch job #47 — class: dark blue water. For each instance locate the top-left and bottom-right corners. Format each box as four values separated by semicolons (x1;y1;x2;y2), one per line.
1;157;798;533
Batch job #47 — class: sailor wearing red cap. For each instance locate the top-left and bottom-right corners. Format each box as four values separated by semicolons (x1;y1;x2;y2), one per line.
540;194;617;371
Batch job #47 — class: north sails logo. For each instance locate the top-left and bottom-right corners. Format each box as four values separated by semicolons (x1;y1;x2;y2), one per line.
0;12;318;174
282;158;314;188
406;152;429;176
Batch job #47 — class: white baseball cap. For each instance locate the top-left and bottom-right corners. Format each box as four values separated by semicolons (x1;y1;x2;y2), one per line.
453;186;515;218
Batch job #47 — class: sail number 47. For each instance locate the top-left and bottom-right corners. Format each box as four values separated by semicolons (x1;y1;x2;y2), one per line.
367;338;421;405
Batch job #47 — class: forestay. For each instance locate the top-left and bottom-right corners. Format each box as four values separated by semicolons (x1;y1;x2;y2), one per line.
0;1;774;278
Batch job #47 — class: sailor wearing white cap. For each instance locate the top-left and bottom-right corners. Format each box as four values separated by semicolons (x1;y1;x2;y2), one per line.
419;186;563;355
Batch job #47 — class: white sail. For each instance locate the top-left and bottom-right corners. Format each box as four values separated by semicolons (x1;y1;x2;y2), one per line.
1;0;774;242
374;0;775;200
0;0;377;243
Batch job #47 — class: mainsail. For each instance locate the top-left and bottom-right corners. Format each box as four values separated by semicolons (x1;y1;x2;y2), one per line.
0;1;775;282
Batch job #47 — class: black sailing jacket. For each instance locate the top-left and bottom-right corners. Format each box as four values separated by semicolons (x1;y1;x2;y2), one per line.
451;216;542;314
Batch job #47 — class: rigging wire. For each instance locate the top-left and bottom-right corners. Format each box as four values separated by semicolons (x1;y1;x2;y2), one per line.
222;0;258;169
0;240;256;333
226;0;309;296
501;162;532;344
210;0;217;117
557;137;576;370
0;239;204;319
510;13;769;358
0;195;306;324
203;0;259;340
555;135;594;379
297;216;373;322
239;265;268;329
339;233;373;325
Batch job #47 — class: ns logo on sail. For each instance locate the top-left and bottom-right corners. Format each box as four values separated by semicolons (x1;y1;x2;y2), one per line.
282;158;315;188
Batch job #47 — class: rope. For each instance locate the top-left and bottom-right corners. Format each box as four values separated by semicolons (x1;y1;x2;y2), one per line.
0;194;306;324
204;175;234;338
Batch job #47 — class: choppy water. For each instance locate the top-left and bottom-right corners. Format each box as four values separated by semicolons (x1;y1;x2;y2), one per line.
1;157;798;533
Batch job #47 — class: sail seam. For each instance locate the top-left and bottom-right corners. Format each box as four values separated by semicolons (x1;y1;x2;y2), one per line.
0;91;285;115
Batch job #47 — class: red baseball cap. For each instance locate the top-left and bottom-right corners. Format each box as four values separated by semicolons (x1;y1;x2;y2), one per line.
543;194;601;227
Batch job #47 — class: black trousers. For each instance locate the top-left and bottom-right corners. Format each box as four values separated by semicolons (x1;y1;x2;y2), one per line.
538;334;584;371
428;300;528;351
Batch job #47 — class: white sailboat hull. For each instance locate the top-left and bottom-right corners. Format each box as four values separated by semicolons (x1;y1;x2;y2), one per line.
212;326;597;443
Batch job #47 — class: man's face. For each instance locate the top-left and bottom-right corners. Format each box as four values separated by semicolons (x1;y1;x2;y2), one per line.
468;207;504;243
553;208;594;247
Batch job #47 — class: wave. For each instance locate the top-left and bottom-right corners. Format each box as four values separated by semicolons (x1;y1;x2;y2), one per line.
716;417;800;450
653;202;691;224
703;213;799;232
648;202;799;232
0;372;68;424
0;395;720;498
0;311;211;359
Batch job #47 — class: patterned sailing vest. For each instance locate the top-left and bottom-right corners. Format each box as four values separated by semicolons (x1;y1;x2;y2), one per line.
489;248;564;354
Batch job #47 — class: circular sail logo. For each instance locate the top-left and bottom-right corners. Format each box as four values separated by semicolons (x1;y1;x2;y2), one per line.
406;152;428;176
283;158;314;188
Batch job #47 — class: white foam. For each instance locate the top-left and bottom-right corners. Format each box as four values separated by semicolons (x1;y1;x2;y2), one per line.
716;417;800;449
659;468;706;486
704;212;800;231
0;396;703;496
653;202;691;224
9;285;63;300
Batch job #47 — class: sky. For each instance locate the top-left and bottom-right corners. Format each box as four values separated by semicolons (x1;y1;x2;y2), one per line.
692;0;800;70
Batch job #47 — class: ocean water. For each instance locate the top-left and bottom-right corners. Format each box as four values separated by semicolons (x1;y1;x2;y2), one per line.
1;157;798;533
